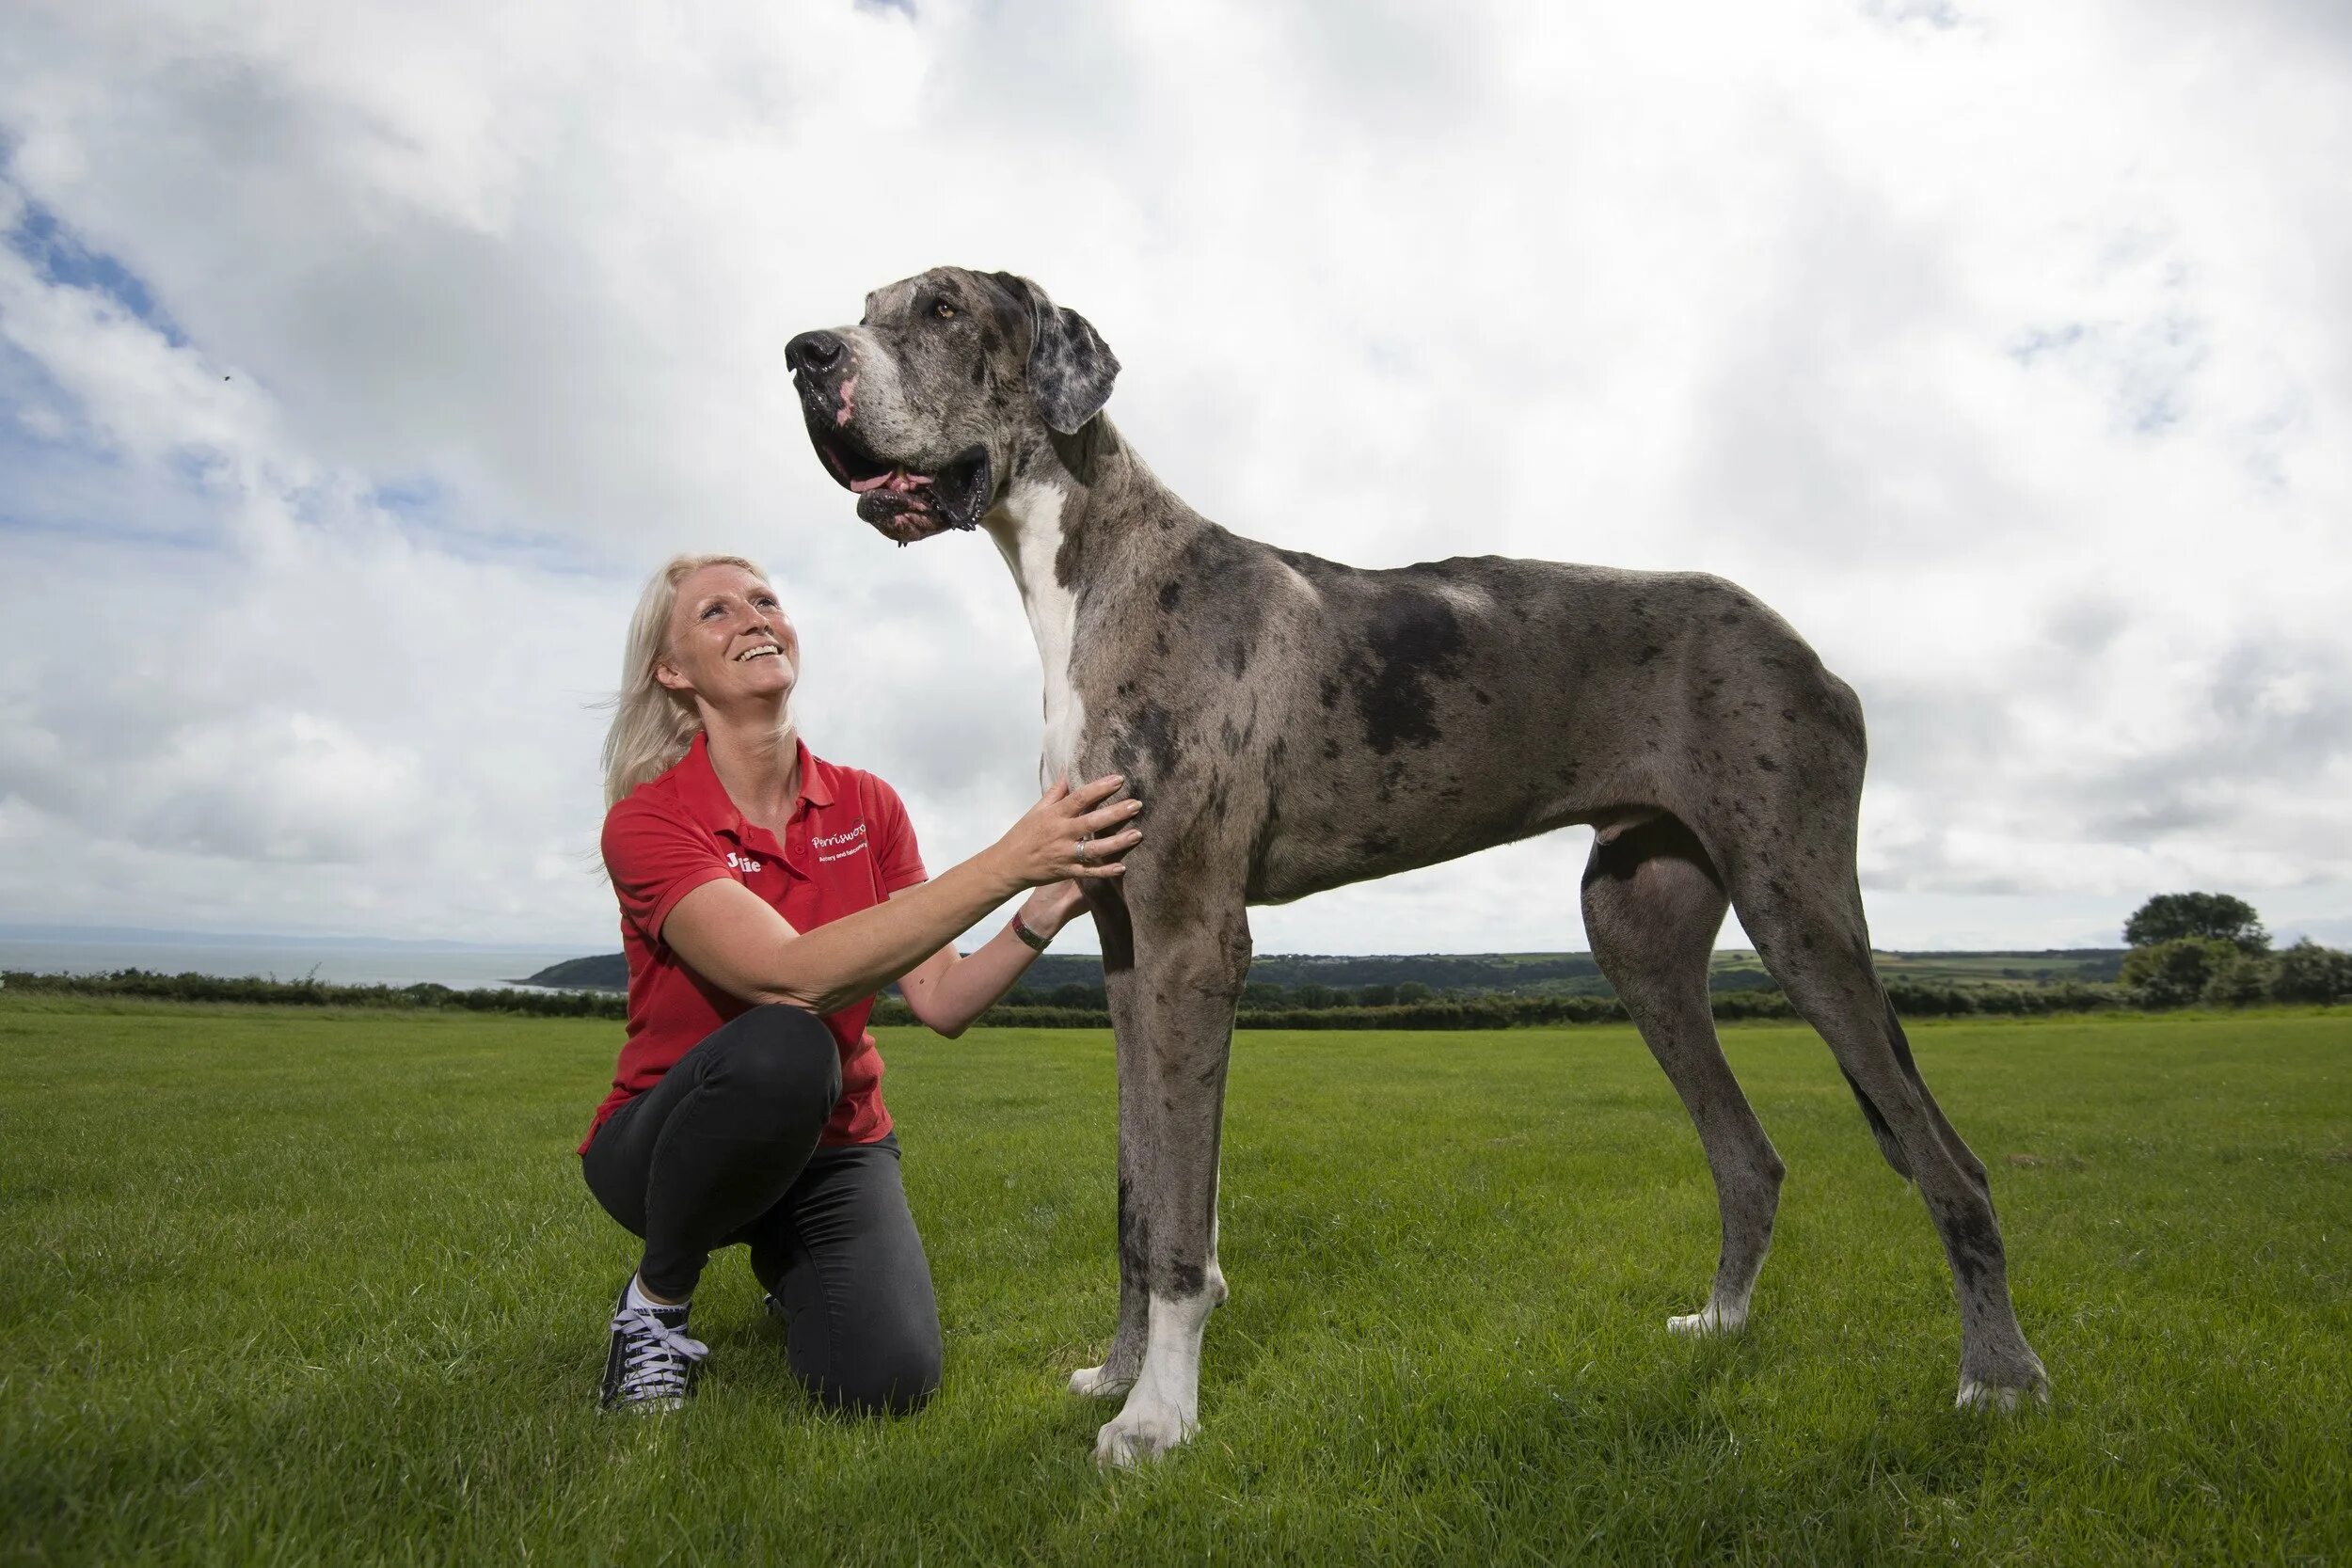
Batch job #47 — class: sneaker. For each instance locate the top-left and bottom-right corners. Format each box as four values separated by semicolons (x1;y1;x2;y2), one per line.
599;1281;709;1413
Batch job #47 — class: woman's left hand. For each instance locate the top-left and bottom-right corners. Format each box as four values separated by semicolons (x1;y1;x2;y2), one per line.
1020;880;1093;942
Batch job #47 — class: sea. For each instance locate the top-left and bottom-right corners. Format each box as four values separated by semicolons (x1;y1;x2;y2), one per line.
0;936;593;991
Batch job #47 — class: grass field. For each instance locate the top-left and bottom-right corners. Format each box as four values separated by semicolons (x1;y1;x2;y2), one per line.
3;999;2347;1565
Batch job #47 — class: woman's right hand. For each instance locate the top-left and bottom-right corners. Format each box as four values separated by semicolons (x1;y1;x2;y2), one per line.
986;773;1143;891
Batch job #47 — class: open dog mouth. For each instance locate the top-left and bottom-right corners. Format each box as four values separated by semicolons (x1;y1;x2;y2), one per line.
803;418;992;544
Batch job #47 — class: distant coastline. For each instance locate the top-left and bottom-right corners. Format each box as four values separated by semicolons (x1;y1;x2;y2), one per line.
0;935;589;992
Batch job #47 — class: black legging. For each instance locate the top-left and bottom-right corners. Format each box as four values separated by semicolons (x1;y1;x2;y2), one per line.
581;1004;943;1415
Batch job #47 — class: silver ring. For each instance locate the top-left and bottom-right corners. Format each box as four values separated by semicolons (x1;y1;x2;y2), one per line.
1073;837;1094;860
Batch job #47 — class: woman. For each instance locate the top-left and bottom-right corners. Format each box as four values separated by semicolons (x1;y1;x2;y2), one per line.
582;552;1142;1416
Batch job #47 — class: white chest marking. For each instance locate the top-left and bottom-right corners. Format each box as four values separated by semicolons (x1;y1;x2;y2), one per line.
986;480;1086;787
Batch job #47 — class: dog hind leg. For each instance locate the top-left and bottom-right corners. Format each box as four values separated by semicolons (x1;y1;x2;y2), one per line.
1582;816;1785;1336
1730;856;2049;1409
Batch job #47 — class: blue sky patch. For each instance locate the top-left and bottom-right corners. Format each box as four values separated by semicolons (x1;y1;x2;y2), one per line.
6;193;186;348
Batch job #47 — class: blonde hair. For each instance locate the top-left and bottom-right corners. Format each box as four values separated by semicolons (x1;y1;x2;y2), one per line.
601;552;797;806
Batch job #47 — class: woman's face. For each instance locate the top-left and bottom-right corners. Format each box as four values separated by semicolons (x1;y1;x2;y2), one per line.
655;562;801;710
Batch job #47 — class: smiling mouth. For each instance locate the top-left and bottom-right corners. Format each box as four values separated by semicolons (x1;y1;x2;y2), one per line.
802;418;992;542
736;644;783;663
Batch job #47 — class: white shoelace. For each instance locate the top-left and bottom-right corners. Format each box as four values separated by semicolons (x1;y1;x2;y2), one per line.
611;1306;710;1403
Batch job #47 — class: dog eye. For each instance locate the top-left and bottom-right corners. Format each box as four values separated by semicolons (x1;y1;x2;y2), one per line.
932;301;956;321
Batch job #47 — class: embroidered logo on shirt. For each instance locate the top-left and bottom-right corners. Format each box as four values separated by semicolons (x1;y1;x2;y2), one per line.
725;850;764;874
812;822;869;863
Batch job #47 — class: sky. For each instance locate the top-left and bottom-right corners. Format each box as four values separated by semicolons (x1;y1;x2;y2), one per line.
1;0;2347;958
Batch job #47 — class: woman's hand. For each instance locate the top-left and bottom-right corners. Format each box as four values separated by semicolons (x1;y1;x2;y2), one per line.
985;773;1142;892
1019;879;1095;940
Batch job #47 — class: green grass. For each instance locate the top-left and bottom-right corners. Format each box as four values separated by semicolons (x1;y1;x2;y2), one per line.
3;999;2346;1566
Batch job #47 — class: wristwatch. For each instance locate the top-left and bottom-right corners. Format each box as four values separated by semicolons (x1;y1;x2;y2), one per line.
1009;913;1053;953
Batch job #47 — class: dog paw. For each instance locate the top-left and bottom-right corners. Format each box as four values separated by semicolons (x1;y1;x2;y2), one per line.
1067;1363;1136;1401
1957;1344;2050;1413
1666;1302;1747;1337
1955;1374;2051;1413
1094;1397;1196;1466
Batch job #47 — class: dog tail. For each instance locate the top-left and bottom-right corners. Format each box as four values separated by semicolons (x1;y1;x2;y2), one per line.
1839;994;1919;1181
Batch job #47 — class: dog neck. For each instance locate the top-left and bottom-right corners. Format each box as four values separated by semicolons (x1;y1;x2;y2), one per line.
982;416;1200;785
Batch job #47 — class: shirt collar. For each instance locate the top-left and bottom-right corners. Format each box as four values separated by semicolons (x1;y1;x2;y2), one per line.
674;731;832;836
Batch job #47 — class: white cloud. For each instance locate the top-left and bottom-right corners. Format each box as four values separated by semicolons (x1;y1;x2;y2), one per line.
0;0;2346;956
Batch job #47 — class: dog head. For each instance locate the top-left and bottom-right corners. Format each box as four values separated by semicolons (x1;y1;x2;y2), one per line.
786;267;1120;544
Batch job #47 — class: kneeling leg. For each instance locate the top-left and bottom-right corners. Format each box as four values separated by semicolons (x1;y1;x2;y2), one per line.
747;1139;944;1417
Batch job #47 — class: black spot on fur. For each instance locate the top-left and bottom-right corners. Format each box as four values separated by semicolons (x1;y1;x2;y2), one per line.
1169;1261;1206;1297
1356;832;1400;858
1118;1177;1148;1281
1636;644;1662;666
1471;688;1492;705
1756;754;1778;772
1158;580;1183;612
1111;702;1182;784
1321;738;1341;760
1349;588;1464;754
1319;677;1342;711
1947;1202;2001;1290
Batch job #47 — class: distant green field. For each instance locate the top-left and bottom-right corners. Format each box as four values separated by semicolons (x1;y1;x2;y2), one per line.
3;999;2346;1564
1708;950;2123;989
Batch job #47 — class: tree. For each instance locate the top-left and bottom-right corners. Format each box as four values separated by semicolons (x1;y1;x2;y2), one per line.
1295;983;1340;1009
2123;893;2267;954
2270;939;2352;1004
2120;938;2236;1007
1394;981;1434;1003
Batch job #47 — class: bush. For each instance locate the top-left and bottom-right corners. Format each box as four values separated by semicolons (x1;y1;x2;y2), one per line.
2120;938;2239;1007
2202;952;2276;1007
2270;939;2352;1004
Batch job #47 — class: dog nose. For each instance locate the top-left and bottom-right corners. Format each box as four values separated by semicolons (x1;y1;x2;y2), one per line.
787;330;846;376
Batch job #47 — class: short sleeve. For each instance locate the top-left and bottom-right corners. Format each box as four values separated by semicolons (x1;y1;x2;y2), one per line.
601;796;734;943
862;774;930;893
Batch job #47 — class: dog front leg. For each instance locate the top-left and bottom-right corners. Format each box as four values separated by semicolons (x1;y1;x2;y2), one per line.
1092;896;1248;1466
1066;886;1148;1399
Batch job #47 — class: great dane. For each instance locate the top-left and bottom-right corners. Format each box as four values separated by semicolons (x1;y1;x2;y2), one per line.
784;267;2049;1465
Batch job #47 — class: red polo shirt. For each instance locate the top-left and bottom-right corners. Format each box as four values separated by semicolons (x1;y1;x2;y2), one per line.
580;732;929;1154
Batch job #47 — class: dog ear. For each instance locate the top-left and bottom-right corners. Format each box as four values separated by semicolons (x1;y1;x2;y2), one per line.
989;272;1120;435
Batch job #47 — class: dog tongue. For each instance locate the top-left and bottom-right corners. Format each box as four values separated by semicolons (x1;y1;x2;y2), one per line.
848;469;934;495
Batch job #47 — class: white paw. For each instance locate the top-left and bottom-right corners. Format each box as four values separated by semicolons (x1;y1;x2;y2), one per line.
1667;1302;1748;1337
1067;1363;1135;1401
1956;1376;2049;1413
1094;1395;1196;1466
